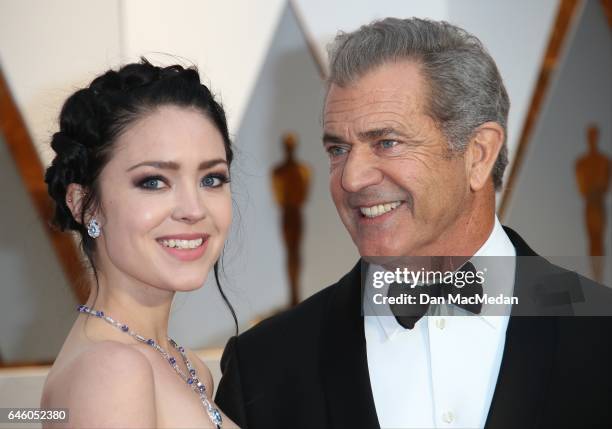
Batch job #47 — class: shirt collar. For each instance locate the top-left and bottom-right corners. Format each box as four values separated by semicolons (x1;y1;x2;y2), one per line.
365;216;516;341
474;216;515;259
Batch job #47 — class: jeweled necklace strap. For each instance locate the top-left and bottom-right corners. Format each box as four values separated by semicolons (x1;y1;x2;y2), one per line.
77;305;222;428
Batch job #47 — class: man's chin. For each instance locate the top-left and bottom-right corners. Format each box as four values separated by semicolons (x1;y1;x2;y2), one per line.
357;243;406;259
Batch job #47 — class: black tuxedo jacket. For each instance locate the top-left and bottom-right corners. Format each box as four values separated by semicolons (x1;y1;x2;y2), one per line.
216;228;612;428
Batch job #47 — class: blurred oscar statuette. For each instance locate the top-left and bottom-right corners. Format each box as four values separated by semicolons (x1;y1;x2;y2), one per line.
272;133;311;307
575;124;611;282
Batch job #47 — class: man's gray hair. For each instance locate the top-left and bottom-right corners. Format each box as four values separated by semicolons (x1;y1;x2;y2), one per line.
327;17;510;190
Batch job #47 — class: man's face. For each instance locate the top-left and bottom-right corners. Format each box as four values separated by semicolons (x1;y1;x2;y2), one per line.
323;60;474;257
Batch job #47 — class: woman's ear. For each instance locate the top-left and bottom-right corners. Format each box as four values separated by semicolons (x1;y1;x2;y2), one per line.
66;184;88;224
466;122;504;191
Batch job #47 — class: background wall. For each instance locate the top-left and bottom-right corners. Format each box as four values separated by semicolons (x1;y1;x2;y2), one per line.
3;0;605;363
505;0;612;283
0;131;76;363
0;0;123;165
0;0;121;363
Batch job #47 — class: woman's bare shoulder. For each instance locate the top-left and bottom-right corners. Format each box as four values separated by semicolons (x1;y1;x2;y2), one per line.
43;341;157;428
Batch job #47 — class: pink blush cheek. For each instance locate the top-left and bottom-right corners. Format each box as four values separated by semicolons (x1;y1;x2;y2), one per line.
218;201;233;235
129;204;168;232
141;210;158;224
103;205;165;261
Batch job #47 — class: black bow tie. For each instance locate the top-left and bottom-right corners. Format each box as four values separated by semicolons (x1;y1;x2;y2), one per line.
387;261;483;329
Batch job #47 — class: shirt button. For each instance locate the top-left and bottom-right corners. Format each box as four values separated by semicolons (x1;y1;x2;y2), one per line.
442;410;454;424
435;318;446;330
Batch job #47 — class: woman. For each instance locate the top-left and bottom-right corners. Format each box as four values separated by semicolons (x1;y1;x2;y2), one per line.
40;59;238;428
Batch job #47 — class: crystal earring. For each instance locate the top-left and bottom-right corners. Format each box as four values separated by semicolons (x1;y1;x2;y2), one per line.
87;219;101;238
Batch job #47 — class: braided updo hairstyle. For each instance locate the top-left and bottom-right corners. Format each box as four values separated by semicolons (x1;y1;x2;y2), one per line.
44;58;237;329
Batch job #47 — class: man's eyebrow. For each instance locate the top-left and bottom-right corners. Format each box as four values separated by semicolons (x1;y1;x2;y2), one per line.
322;132;348;145
126;158;227;172
357;127;406;140
322;128;409;146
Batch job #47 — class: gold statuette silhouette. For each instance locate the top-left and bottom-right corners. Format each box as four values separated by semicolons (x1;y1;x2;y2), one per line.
272;133;311;307
575;125;611;282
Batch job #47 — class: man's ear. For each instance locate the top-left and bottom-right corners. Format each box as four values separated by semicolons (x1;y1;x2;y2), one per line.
66;184;89;224
466;122;504;191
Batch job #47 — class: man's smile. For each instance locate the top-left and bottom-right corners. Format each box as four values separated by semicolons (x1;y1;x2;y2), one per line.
358;201;402;218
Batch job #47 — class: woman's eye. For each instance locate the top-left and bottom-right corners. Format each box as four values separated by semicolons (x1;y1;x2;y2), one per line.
138;177;167;190
201;174;229;188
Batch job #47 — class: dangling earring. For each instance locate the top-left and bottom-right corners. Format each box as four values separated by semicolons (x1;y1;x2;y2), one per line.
87;219;101;238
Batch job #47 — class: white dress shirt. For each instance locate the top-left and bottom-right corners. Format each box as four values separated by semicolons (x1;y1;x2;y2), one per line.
364;217;516;429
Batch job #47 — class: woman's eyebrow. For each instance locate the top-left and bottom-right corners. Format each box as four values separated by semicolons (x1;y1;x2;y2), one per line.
126;158;227;172
198;158;228;170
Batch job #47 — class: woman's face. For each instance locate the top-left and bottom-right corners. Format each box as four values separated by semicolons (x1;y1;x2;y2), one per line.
93;105;232;293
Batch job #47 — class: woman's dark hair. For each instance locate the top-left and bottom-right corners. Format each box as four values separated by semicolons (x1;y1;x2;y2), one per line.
44;58;237;333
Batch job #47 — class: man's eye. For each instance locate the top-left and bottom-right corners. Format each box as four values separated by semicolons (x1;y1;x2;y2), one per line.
379;140;398;149
327;146;348;157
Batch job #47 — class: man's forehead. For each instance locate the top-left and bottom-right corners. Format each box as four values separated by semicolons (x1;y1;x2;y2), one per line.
326;87;409;109
325;60;425;106
323;86;423;127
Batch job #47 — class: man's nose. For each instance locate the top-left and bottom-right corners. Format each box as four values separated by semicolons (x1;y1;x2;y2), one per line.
172;185;208;224
341;147;383;193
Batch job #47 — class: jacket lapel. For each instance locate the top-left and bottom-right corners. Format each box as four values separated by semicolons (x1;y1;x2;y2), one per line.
485;314;557;428
485;227;558;428
320;261;381;429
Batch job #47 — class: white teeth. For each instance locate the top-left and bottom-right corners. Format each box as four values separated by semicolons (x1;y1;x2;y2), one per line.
359;201;401;218
159;237;203;249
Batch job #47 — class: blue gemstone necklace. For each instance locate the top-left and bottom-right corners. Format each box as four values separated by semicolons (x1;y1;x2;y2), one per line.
77;305;223;428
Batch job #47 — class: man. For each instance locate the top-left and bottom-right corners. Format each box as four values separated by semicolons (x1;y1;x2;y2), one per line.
216;18;612;428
